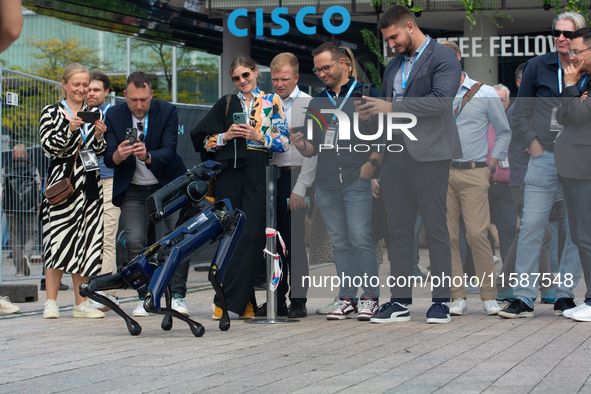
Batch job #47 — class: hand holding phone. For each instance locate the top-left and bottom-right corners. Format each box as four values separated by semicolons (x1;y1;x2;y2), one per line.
233;112;247;125
77;111;101;123
125;128;138;146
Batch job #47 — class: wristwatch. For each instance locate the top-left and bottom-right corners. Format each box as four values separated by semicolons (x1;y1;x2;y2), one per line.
368;159;379;167
140;152;150;162
486;164;496;174
260;133;266;145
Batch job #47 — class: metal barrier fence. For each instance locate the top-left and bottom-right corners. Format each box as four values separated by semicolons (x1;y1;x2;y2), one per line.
0;65;60;283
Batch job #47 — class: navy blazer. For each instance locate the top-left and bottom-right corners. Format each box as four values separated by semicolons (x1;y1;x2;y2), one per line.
380;39;463;162
104;99;187;207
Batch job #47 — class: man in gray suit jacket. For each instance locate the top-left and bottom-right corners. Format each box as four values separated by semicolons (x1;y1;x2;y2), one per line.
555;27;591;322
364;5;462;324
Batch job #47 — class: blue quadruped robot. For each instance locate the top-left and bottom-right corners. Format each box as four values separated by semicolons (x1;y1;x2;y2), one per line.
80;160;245;337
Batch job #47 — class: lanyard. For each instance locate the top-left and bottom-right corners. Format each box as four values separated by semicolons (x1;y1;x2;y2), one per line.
138;113;149;137
558;57;563;94
326;80;358;122
284;90;301;113
102;102;111;115
61;99;89;142
401;37;430;94
579;75;588;93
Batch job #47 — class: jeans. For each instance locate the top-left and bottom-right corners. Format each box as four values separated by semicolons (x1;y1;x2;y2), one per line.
120;184;187;298
514;151;582;308
562;177;591;303
413;214;422;272
315;177;379;300
549;219;569;274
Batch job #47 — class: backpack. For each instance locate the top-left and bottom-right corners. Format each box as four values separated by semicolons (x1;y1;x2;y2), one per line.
3;158;38;213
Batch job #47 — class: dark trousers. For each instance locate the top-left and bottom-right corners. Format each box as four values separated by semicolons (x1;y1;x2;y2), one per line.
380;147;452;303
120;184;187;298
276;167;309;306
563;177;591;302
214;150;268;314
488;182;518;263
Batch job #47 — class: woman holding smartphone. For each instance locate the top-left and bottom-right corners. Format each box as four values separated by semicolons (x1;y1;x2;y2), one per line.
39;62;106;319
191;55;289;319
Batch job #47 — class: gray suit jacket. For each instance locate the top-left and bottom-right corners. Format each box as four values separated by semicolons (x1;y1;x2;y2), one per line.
555;78;591;180
380;39;463;162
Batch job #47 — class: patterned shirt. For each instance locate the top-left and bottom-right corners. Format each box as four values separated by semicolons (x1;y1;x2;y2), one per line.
206;87;289;153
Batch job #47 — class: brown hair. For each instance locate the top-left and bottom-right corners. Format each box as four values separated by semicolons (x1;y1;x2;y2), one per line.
440;41;461;56
59;63;89;100
378;5;416;30
270;52;299;75
311;42;342;61
126;71;151;89
229;55;258;79
90;72;112;92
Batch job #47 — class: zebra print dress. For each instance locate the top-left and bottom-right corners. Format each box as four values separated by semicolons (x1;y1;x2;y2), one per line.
39;103;105;276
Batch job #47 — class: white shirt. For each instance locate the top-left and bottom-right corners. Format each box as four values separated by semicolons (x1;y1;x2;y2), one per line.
269;86;317;197
130;114;159;186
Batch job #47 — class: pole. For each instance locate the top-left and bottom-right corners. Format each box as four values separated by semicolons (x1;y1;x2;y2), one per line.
126;37;131;78
172;46;177;103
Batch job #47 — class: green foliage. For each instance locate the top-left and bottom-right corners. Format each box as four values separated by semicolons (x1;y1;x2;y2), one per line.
361;29;386;90
461;0;513;29
27;37;109;81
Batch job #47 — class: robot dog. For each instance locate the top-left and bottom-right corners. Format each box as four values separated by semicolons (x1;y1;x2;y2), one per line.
80;160;245;337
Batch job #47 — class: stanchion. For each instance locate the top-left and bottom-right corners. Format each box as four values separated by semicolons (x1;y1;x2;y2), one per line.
245;165;298;324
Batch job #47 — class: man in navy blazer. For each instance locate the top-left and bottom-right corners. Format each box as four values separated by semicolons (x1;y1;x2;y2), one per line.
363;5;462;324
104;71;188;318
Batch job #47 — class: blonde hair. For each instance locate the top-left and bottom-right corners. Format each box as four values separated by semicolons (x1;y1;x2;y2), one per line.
340;46;357;79
59;63;90;100
440;41;461;56
270;52;299;75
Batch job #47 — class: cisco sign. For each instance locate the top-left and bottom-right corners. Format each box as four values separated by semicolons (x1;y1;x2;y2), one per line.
228;6;351;37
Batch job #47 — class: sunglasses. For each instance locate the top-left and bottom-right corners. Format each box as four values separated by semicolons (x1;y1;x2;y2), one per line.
552;29;575;39
232;71;252;82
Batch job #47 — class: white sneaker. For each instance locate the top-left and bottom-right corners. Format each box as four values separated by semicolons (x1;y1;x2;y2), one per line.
0;296;20;314
450;298;467;316
43;299;59;319
132;300;152;317
171;297;190;317
564;302;586;318
73;299;105;318
357;299;379;321
316;297;340;315
571;304;591;322
483;299;501;315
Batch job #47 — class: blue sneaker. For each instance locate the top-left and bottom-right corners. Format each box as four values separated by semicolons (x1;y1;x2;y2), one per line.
426;302;450;324
370;302;411;323
540;288;555;304
497;288;516;302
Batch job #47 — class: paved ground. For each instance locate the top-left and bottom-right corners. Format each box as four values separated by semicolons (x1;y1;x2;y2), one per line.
1;250;590;393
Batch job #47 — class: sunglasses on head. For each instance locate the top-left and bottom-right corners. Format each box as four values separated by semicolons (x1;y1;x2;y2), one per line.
552;29;575;39
232;71;252;82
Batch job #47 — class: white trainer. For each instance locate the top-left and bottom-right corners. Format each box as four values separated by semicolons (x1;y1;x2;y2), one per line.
316;297;340;315
0;296;20;314
172;297;190;317
43;299;59;319
483;299;501;315
571;304;591;322
132;300;152;317
450;298;467;316
73;299;105;318
564;302;586;318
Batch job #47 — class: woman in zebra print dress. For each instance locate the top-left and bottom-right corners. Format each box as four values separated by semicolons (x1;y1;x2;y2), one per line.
40;63;107;319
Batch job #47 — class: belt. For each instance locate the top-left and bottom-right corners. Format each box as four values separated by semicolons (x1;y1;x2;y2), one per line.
279;166;301;172
450;161;486;169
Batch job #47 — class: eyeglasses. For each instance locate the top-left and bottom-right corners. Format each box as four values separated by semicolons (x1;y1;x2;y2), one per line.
231;71;252;82
568;46;591;57
312;59;339;76
552;29;575;39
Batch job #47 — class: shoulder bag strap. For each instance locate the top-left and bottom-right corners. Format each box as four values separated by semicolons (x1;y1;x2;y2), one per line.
454;82;484;118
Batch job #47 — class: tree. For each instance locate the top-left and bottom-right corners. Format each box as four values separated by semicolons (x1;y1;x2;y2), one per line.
27;37;108;80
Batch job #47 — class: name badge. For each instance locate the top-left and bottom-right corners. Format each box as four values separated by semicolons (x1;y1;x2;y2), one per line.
80;149;99;172
500;158;510;169
324;124;338;146
550;106;563;133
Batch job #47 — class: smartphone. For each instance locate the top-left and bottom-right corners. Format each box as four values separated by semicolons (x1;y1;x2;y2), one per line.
125;128;138;145
77;111;100;123
233;112;247;125
351;92;366;105
287;196;310;207
292;125;307;135
361;83;372;97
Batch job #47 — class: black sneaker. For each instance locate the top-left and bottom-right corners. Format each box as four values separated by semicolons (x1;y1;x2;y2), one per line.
255;302;287;317
287;302;307;318
498;299;534;319
426;302;451;324
370;302;410;323
553;297;576;316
